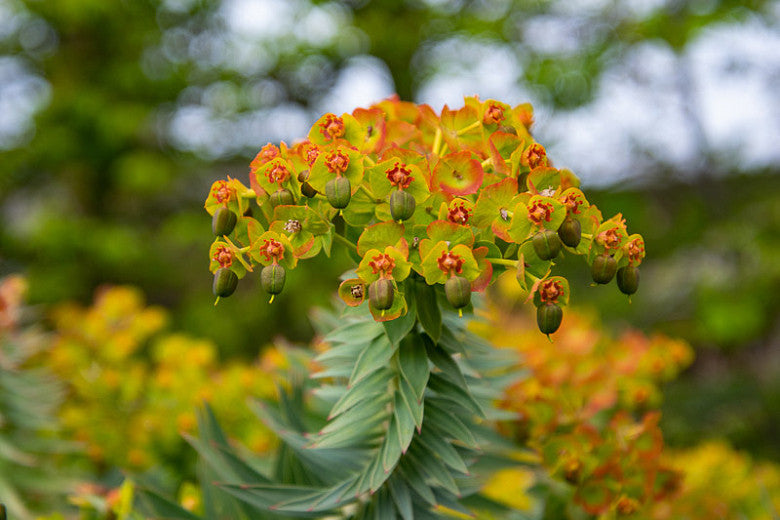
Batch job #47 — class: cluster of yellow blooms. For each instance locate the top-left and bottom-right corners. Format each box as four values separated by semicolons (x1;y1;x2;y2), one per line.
45;286;280;471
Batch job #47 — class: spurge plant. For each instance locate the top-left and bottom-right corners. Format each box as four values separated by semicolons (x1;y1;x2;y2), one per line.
185;96;647;518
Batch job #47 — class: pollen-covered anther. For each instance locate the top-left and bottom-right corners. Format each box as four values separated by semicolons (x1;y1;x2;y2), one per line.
259;239;284;263
257;143;280;165
528;200;554;226
483;102;505;125
437;251;464;276
303;144;320;166
448;202;472;225
539;279;563;304
596;227;622;249
325;150;350;176
522;143;547;169
626;237;645;264
283;219;302;234
385;162;414;189
213;181;232;204
266;163;290;185
561;192;584;214
369;253;395;278
319;113;345;141
213;245;233;268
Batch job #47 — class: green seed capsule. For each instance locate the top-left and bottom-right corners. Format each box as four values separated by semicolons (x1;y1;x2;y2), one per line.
325;176;351;209
212;207;237;236
261;264;286;297
445;275;472;311
269;188;294;208
532;229;561;260
591;254;617;284
368;278;394;310
617;265;640;295
298;170;318;198
390;190;416;221
557;216;581;248
537;302;563;336
213;268;238;298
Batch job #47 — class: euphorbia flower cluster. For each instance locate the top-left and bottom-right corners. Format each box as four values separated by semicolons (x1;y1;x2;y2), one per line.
204;96;645;333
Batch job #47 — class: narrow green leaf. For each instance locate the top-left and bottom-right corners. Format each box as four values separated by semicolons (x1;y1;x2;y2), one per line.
414;279;441;342
329;368;392;419
424;400;479;450
381;415;403;472
398;376;424;431
369;449;392;492
319;398;388;436
427;374;485;419
398;334;431;402
394;389;416;454
324;319;384;345
135;487;202;520
219;484;324;518
311;410;387;449
387;475;414;520
350;335;395;387
382;290;417;346
418;429;469;475
399;459;437;506
408;445;460;497
424;339;467;389
374;487;396;520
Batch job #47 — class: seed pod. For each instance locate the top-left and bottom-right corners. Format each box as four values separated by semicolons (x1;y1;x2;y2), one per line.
390;190;416;221
617;265;640;295
557;216;581;248
261;264;286;297
325;176;351;209
368;278;394;310
532;229;561;260
212;207;237;236
445;275;471;310
591;254;617;284
537;302;562;336
298;170;318;198
213;268;238;298
270;188;294;208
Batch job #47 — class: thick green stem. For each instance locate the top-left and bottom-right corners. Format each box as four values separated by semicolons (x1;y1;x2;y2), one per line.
486;257;517;268
332;232;358;253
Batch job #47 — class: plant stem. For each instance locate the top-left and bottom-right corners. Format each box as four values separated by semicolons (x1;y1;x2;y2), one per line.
432;128;442;155
358;183;379;201
456;120;482;136
240;189;256;199
486;257;517;267
333;232;358;253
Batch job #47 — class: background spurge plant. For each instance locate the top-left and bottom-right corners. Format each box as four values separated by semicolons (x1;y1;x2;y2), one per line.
189;96;646;518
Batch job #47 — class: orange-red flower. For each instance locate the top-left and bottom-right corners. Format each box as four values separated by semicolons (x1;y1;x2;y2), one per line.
213;181;232;204
385;162;414;189
265;163;290;185
448;201;472;225
522;143;547;169
319;113;345;141
213;245;233;268
625;237;645;265
596;227;623;250
528;199;555;226
437;251;464;276
259;239;284;263
539;279;563;304
325;150;350;176
369;253;395;278
483;102;505;125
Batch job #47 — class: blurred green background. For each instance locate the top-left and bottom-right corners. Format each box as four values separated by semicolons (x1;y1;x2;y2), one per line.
1;0;778;464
